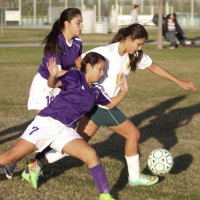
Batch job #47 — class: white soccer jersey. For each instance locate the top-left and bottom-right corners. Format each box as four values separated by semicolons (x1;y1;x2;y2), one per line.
83;42;152;98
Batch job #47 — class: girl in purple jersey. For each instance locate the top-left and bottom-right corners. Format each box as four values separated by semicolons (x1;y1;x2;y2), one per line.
28;7;83;112
2;6;84;182
0;52;128;200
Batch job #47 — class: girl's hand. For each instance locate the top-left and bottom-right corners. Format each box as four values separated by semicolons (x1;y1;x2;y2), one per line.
47;57;58;76
119;74;128;94
178;80;196;91
106;74;128;109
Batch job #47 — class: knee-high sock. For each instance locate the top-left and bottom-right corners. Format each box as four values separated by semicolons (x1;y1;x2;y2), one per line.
125;154;140;180
89;164;110;194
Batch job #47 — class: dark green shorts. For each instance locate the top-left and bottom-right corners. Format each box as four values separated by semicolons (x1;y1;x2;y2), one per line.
85;105;127;127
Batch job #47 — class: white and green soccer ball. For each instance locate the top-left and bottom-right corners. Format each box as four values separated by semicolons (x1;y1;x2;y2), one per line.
147;149;174;175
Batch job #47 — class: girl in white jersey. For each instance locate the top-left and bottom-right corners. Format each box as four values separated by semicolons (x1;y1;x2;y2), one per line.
77;24;195;186
5;24;196;188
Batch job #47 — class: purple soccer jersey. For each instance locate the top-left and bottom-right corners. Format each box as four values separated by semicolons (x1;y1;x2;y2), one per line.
39;70;111;128
38;33;82;79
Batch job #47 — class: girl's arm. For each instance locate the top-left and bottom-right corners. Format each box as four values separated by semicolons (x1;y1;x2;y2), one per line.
106;74;128;109
147;62;196;91
47;57;62;88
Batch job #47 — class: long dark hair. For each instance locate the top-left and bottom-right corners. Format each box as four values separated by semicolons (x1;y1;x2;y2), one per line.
42;8;81;55
80;52;106;73
110;23;148;71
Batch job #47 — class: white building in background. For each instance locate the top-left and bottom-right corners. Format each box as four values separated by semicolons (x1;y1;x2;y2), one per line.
2;0;200;33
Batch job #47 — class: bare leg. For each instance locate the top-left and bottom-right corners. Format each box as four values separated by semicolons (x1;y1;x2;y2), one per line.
61;138;111;195
62;138;99;168
78;117;140;156
77;115;99;142
0;139;35;165
108;119;140;156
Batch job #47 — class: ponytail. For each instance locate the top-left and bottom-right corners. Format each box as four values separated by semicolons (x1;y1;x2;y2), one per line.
129;51;144;72
110;27;125;44
42;8;82;56
42;19;62;55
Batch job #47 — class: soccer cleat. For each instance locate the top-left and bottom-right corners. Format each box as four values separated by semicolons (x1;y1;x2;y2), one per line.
3;162;17;179
128;174;159;186
99;193;116;200
21;168;30;183
28;159;41;189
22;167;43;184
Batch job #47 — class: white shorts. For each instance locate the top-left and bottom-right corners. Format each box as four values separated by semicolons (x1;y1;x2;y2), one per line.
21;116;82;153
28;73;61;110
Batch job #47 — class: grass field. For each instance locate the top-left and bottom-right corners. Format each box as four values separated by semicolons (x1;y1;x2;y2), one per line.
0;27;200;44
0;28;200;200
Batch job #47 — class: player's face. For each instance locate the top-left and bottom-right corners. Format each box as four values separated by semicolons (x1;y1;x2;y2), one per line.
67;14;83;36
126;37;146;54
89;60;105;82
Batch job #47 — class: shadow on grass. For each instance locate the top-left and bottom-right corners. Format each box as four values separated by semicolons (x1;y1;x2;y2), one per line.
170;154;193;174
0;119;33;145
111;95;199;198
0;95;199;199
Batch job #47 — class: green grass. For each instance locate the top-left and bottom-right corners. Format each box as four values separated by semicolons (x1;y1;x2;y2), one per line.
0;29;200;200
0;27;199;44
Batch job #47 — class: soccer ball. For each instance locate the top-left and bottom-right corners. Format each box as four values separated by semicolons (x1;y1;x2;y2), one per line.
147;149;174;175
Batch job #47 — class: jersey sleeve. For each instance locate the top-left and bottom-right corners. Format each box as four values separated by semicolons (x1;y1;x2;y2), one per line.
137;53;153;69
94;84;111;106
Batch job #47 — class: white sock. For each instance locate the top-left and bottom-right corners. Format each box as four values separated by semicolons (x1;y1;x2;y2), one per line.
45;149;68;163
125;154;140;181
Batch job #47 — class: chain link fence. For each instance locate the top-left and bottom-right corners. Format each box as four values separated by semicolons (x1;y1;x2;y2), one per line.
0;0;200;32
